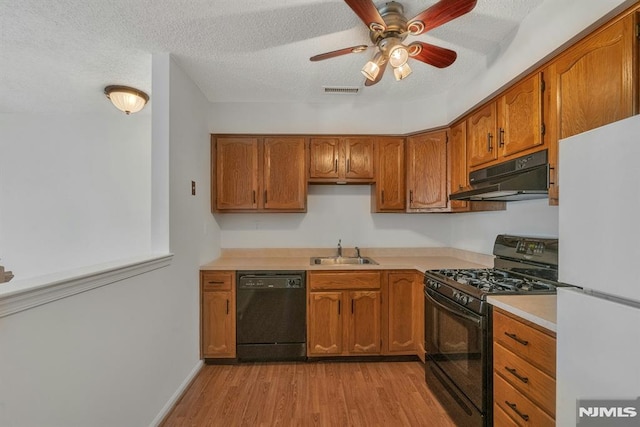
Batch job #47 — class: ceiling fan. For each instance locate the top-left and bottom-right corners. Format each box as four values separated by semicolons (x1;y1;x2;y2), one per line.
310;0;477;86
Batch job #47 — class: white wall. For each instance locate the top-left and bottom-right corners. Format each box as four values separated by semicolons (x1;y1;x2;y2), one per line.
450;199;559;255
0;55;219;426
0;113;151;279
218;185;451;249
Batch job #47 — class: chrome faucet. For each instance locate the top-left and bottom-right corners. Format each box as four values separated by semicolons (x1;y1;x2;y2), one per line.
337;239;342;257
355;246;361;258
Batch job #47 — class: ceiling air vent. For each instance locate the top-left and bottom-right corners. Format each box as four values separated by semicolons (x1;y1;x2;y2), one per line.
323;86;360;95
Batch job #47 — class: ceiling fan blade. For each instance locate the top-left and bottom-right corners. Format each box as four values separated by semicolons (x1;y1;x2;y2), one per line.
407;0;477;35
364;60;387;87
409;42;457;68
310;45;369;61
344;0;387;32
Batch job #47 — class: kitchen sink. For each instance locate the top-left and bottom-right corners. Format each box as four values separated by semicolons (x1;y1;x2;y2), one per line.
310;256;378;265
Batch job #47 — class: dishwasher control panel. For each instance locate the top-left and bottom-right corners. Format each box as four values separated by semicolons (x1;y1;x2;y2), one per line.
237;271;305;289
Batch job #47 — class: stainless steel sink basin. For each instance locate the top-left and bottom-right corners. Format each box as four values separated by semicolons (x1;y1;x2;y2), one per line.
310;256;378;265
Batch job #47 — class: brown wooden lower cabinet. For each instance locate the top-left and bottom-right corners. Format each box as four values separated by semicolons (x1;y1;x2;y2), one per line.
382;271;421;356
493;307;556;425
307;271;381;357
200;271;236;359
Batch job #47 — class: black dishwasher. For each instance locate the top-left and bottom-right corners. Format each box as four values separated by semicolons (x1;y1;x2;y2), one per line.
236;271;306;361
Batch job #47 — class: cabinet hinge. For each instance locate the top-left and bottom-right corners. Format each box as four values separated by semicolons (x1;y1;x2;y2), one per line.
541;123;546;136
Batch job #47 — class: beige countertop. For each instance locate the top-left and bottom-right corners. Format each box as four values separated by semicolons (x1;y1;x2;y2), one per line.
200;247;494;272
487;294;557;332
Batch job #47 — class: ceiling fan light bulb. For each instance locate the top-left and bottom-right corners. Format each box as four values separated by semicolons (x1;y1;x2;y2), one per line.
393;63;412;81
361;61;380;81
388;45;409;68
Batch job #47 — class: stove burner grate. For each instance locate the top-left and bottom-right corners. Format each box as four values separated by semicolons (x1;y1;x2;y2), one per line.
430;268;556;294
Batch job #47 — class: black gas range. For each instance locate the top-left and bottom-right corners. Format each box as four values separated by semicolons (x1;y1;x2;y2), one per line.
423;235;562;427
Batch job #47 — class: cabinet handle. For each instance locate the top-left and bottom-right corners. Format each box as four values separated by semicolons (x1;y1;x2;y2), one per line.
334;159;338;172
409;190;414;203
504;332;529;346
549;166;556;186
505;401;530;422
487;133;493;151
347;158;351;173
338;300;341;315
226;299;229;315
252;190;256;204
499;128;505;148
208;281;225;285
351;299;354;314
505;366;529;384
381;190;385;204
264;190;267;204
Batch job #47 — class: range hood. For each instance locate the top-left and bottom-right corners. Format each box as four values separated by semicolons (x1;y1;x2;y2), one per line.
450;150;549;202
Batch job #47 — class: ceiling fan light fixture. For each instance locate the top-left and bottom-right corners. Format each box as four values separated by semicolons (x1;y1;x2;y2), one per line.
388;45;408;67
393;63;412;81
104;85;149;115
361;53;384;81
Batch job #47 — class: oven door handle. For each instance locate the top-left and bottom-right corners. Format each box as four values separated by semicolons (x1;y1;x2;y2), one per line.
425;289;482;326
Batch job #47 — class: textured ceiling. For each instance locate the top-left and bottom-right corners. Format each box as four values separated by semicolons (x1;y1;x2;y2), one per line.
0;0;545;113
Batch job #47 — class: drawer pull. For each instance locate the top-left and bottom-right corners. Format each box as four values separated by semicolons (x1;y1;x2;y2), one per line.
208;281;225;285
505;332;529;346
505;401;530;421
505;366;529;384
226;299;229;315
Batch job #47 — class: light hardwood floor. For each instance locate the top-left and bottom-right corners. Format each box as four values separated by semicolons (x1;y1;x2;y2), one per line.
160;361;456;426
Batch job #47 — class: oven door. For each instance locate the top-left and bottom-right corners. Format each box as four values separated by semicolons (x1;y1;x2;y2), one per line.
424;287;487;427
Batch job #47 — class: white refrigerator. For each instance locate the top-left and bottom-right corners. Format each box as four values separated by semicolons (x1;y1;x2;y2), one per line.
558;114;640;426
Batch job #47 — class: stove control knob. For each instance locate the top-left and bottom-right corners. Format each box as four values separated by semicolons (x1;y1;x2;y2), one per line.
459;295;471;305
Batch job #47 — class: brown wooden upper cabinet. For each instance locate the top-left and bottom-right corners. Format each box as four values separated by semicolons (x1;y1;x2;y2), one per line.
448;121;469;211
372;137;406;212
546;11;638;204
468;73;545;169
308;137;374;183
407;130;448;211
212;135;307;212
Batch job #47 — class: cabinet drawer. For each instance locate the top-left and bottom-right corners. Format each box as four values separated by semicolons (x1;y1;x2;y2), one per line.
493;403;521;427
309;271;381;290
494;342;556;416
493;309;556;376
494;373;555;427
201;271;233;291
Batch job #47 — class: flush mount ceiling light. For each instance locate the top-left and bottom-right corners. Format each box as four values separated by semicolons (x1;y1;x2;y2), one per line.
310;0;476;87
104;85;149;115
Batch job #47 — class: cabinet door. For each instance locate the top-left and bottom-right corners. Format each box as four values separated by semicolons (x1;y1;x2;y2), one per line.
348;291;381;354
263;137;306;211
202;291;235;358
548;15;636;203
215;137;259;210
375;137;406;211
407;131;448;210
308;292;343;355
309;137;340;179
448;121;469;211
498;73;544;158
467;103;498;168
344;138;374;180
386;273;416;354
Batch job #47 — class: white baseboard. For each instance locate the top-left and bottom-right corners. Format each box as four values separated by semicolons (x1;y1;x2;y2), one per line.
150;359;204;427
